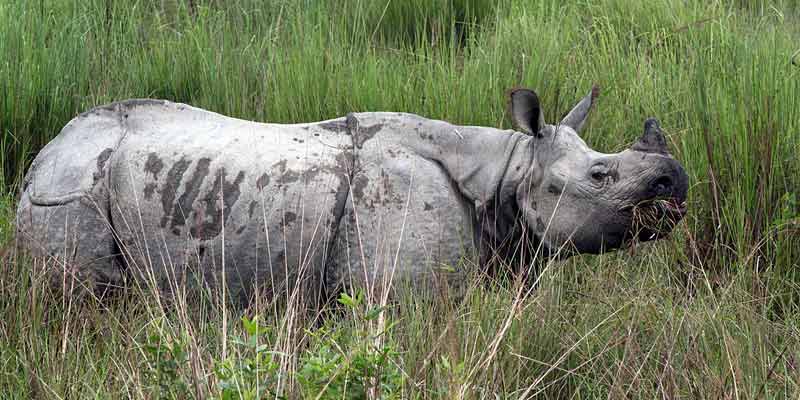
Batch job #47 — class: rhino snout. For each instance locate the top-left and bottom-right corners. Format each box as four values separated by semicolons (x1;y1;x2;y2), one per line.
644;158;689;203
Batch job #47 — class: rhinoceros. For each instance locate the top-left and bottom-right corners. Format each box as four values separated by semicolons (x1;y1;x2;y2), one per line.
15;87;688;303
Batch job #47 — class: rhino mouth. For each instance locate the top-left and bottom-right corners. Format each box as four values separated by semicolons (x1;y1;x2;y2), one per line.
625;198;687;243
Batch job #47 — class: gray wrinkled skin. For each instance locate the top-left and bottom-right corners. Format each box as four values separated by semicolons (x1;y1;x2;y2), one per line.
16;89;688;303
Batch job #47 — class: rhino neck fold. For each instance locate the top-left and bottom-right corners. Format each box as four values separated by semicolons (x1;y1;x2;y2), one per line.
454;133;539;272
427;126;532;207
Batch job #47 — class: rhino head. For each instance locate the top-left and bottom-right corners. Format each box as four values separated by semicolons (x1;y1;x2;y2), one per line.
509;87;688;255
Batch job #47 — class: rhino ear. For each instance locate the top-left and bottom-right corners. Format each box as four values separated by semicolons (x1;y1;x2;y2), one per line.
560;85;599;133
507;88;546;136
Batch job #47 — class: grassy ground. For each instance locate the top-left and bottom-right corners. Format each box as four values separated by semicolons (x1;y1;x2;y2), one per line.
1;0;799;398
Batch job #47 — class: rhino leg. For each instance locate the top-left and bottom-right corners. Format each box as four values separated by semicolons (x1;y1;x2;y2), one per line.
15;184;124;297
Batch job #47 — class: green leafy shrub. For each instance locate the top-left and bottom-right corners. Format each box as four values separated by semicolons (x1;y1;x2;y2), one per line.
296;292;404;399
141;323;191;399
214;315;283;400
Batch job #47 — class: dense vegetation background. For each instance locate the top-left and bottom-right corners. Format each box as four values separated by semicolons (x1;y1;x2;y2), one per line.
0;0;798;398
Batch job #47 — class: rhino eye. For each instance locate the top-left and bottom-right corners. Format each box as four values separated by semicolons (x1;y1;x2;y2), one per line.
589;165;610;184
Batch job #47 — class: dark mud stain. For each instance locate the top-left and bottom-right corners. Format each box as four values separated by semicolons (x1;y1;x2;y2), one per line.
318;119;349;133
97;148;113;171
256;173;270;190
283;211;297;225
424;202;433;211
300;166;328;185
272;159;307;185
346;114;383;149
236;225;246;235
536;217;545;232
168;158;211;230
355;124;383;148
143;183;158;200
144;153;164;180
160;157;192;228
249;201;259;219
351;174;369;200
359;124;383;146
92;148;114;186
190;168;246;240
292;137;305;143
380;169;393;196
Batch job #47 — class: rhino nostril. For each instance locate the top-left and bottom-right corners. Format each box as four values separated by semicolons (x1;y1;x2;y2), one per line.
651;175;673;196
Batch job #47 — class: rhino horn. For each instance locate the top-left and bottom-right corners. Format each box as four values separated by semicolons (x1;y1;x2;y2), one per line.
631;118;669;154
559;85;599;133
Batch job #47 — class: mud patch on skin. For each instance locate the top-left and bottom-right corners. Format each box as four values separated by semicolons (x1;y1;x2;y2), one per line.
318;119;349;133
97;148;113;171
249;201;259;219
346;114;383;149
160;157;193;228
256;173;270;190
92;148;114;187
144;153;164;180
380;169;393;197
424;202;433;211
283;211;297;226
355;124;383;148
169;158;211;230
143;183;158;200
536;217;546;232
351;174;369;200
190;168;246;240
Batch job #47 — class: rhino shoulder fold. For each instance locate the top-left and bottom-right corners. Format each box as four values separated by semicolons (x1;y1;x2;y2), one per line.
23;101;136;205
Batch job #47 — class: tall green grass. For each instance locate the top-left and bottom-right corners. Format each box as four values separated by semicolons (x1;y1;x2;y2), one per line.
1;0;799;398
